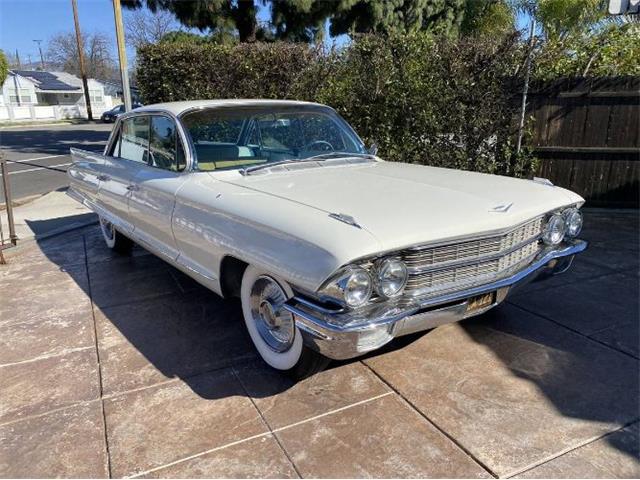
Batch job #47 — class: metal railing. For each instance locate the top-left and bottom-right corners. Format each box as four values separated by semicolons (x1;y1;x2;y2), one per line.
0;156;18;263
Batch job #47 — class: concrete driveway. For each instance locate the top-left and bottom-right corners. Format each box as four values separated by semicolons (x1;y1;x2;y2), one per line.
1;210;638;478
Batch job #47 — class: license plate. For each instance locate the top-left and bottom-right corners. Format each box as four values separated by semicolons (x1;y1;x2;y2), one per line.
466;292;496;313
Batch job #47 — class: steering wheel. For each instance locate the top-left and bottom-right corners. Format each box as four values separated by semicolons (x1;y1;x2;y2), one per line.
304;140;334;152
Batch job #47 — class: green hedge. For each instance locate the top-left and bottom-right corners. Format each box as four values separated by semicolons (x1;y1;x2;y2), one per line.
137;34;536;177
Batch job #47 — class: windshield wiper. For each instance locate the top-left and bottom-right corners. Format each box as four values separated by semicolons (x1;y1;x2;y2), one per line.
303;152;374;161
240;152;374;176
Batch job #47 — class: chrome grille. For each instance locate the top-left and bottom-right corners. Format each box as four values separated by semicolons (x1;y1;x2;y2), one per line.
405;241;541;298
402;216;544;271
401;216;545;299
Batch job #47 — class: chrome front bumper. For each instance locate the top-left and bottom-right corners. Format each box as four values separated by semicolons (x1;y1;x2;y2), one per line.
284;240;587;360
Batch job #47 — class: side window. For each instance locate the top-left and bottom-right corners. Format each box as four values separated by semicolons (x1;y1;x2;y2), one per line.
120;116;149;163
149;115;186;171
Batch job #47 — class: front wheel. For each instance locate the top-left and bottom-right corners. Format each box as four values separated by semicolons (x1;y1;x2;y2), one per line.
240;266;330;380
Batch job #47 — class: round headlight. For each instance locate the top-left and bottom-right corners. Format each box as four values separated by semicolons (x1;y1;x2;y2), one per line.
564;208;583;238
543;214;566;245
343;268;373;307
375;258;408;298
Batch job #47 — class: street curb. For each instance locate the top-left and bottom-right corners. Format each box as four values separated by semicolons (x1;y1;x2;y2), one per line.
0;193;44;210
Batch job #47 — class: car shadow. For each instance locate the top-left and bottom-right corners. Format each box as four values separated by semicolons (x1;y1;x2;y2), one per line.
24;211;97;238
28;225;317;401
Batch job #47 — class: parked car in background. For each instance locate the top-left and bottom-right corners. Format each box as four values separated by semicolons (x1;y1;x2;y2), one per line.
68;99;587;379
100;103;142;122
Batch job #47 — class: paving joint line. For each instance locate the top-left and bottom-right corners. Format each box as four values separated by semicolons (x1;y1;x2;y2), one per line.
84;234;113;478
99;355;257;402
0;398;102;428
359;361;499;478
230;365;303;479
505;419;640;478
507;301;640;360
126;389;393;478
0;346;94;368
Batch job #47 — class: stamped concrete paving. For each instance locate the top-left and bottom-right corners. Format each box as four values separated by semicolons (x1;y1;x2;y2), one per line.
1;210;638;478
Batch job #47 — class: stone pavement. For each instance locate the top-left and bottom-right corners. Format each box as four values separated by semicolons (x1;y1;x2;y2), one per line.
0;210;638;478
0;190;97;242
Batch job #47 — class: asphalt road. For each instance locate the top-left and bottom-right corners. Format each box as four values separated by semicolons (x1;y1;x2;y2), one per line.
0;122;113;201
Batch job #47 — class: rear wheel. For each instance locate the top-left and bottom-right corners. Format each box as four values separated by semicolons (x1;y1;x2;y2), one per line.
99;217;133;254
240;266;330;379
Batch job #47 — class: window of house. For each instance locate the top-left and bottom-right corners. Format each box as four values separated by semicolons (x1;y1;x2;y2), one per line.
89;89;103;103
8;88;32;104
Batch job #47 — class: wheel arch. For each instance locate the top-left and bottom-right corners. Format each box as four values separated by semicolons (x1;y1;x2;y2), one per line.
219;255;249;299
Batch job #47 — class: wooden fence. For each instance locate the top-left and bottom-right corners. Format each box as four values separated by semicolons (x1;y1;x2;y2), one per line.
528;77;639;208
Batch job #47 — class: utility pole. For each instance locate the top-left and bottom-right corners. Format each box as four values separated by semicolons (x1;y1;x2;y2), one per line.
15;49;21;69
112;0;132;111
33;40;45;70
71;0;93;120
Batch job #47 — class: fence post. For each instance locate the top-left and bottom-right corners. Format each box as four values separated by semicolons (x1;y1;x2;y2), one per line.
0;156;18;246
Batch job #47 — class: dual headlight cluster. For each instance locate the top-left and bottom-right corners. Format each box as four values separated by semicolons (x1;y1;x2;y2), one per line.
320;207;583;309
542;207;583;246
319;258;408;309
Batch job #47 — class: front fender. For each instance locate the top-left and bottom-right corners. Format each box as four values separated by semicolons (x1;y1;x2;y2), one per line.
172;175;383;293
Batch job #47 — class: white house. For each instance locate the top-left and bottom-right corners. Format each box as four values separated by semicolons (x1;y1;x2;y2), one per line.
0;70;113;122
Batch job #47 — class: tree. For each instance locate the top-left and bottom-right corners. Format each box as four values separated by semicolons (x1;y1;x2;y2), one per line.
121;0;267;43
328;0;466;37
46;32;118;80
271;0;330;43
510;0;610;40
0;50;8;83
460;0;515;37
125;8;180;49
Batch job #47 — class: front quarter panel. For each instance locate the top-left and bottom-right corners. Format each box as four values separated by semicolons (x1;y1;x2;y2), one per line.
172;174;382;294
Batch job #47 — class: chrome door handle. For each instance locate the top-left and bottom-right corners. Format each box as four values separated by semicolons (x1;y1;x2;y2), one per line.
126;184;139;191
97;174;110;181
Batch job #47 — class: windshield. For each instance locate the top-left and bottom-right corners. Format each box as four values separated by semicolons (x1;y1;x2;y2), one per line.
181;105;366;171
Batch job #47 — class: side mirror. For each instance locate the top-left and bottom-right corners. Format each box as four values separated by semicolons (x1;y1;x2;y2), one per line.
367;143;378;155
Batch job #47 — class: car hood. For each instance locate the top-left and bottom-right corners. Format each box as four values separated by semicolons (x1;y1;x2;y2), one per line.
214;160;583;253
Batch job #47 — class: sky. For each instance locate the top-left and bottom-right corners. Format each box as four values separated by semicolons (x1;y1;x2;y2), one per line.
0;0;126;66
1;0;532;68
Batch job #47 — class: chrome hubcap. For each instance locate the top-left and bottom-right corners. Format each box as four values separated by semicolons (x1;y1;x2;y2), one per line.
250;276;295;352
100;217;115;241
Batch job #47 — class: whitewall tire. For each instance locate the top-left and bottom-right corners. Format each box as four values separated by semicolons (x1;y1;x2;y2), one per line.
240;266;330;378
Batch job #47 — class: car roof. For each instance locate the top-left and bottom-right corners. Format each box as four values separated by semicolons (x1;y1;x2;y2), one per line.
133;99;327;116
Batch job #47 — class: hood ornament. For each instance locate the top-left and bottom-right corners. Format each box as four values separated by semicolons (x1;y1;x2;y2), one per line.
490;202;513;213
329;212;362;229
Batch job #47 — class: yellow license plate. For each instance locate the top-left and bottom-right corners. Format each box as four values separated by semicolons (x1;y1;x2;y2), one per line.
466;292;496;313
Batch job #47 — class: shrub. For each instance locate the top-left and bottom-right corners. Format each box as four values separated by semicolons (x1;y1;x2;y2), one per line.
137;33;537;177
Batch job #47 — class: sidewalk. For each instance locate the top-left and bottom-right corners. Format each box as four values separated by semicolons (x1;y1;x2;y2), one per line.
0;190;97;243
0;210;638;478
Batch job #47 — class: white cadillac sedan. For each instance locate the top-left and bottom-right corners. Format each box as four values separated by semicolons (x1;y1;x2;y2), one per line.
68;99;587;378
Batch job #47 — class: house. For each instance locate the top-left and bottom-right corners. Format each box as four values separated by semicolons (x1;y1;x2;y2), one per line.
0;70;113;122
97;78;141;104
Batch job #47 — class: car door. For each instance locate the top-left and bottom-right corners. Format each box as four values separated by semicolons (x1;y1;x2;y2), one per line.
95;115;149;233
126;114;189;260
